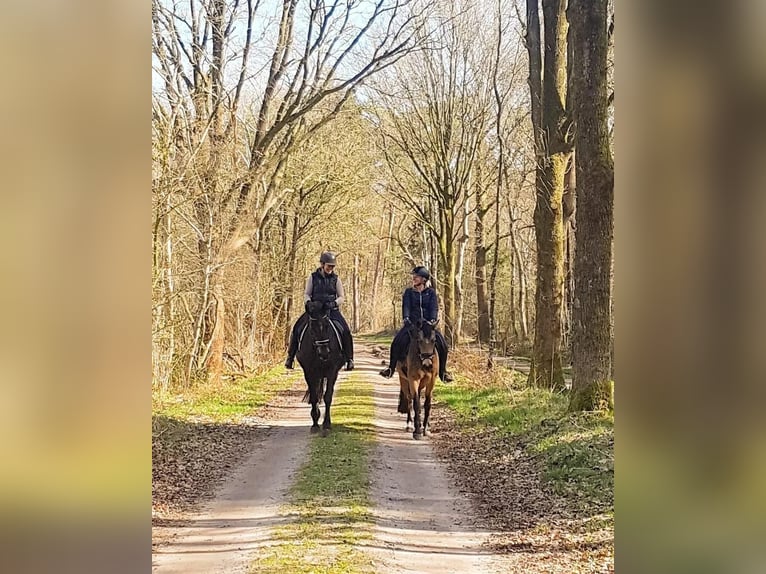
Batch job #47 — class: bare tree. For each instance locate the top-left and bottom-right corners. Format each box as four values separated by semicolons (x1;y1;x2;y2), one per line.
487;1;528;357
152;0;432;384
524;0;573;390
373;1;494;346
568;0;614;410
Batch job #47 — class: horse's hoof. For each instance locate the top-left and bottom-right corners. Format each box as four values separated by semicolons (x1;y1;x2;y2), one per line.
321;428;330;437
310;426;320;434
413;431;422;440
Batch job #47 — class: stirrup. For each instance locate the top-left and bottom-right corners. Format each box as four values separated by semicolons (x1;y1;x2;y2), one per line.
285;357;294;369
379;367;393;378
345;359;355;371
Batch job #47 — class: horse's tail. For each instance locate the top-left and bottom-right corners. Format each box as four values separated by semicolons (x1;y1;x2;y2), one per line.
397;390;409;414
304;377;327;404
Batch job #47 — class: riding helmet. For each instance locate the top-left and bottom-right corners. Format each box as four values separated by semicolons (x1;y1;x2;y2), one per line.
411;266;430;281
320;251;337;265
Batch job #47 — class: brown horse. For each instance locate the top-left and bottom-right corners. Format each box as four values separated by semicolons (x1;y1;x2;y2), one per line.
396;321;439;440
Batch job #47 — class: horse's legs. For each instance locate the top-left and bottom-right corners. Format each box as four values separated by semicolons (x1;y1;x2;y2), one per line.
310;399;320;433
305;373;321;433
412;381;423;439
322;374;335;434
397;370;413;430
423;389;432;435
400;390;413;430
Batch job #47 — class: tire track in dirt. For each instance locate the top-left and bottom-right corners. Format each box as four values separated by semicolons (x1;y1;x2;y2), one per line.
357;345;510;574
151;381;312;574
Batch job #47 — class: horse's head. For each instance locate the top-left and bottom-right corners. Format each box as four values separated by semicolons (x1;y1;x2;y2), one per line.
307;301;331;362
412;320;437;371
305;300;327;318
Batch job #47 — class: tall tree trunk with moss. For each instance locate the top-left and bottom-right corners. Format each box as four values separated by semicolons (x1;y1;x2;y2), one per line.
568;0;614;410
526;0;572;390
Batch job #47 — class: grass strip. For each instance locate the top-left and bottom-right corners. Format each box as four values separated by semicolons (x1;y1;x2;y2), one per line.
153;366;295;425
250;374;376;574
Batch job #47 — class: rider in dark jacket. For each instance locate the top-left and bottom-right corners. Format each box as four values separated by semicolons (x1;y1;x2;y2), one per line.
379;266;453;382
285;252;354;371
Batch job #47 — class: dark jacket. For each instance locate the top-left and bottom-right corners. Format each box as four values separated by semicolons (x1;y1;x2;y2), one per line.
310;269;338;303
402;287;438;324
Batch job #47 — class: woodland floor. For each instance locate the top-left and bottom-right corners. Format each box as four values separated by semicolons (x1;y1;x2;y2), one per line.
152;342;613;573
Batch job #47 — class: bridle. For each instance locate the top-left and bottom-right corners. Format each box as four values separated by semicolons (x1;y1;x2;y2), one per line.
309;312;331;359
408;322;436;366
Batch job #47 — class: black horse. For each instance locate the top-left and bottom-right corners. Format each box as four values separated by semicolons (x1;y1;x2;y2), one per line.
296;301;345;435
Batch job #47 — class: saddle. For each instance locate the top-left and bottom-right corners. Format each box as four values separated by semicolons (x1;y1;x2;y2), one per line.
330;319;345;351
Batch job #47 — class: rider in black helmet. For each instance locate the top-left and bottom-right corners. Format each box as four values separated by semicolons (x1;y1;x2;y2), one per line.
379;266;453;382
285;251;355;371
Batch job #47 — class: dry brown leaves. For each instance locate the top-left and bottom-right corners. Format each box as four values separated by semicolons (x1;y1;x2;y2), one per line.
152;385;304;540
429;403;614;573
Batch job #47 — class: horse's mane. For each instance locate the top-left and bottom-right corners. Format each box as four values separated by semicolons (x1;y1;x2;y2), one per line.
306;300;329;319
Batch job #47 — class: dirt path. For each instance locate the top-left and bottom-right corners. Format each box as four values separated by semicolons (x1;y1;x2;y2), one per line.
357;346;509;574
153;346;511;573
151;386;312;574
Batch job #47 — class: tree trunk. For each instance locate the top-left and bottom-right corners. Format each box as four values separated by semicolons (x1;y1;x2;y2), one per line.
529;154;568;390
568;0;614;411
206;281;226;385
526;0;571;391
438;209;458;347
509;241;518;342
152;190;176;391
370;210;387;330
507;217;519;341
511;226;530;341
352;253;361;333
475;191;490;345
562;151;576;352
455;194;470;344
520;248;530;340
429;198;438;282
284;203;300;347
163;200;175;389
487;0;505;366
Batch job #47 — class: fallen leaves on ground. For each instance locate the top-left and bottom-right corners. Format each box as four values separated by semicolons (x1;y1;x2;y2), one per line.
429;403;614;574
152;385;305;547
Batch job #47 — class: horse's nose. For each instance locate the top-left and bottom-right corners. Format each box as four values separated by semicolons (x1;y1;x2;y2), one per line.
423;359;433;370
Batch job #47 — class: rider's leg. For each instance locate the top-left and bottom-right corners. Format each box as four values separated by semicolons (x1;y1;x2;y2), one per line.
435;330;454;382
285;313;307;369
380;329;409;377
332;311;354;370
